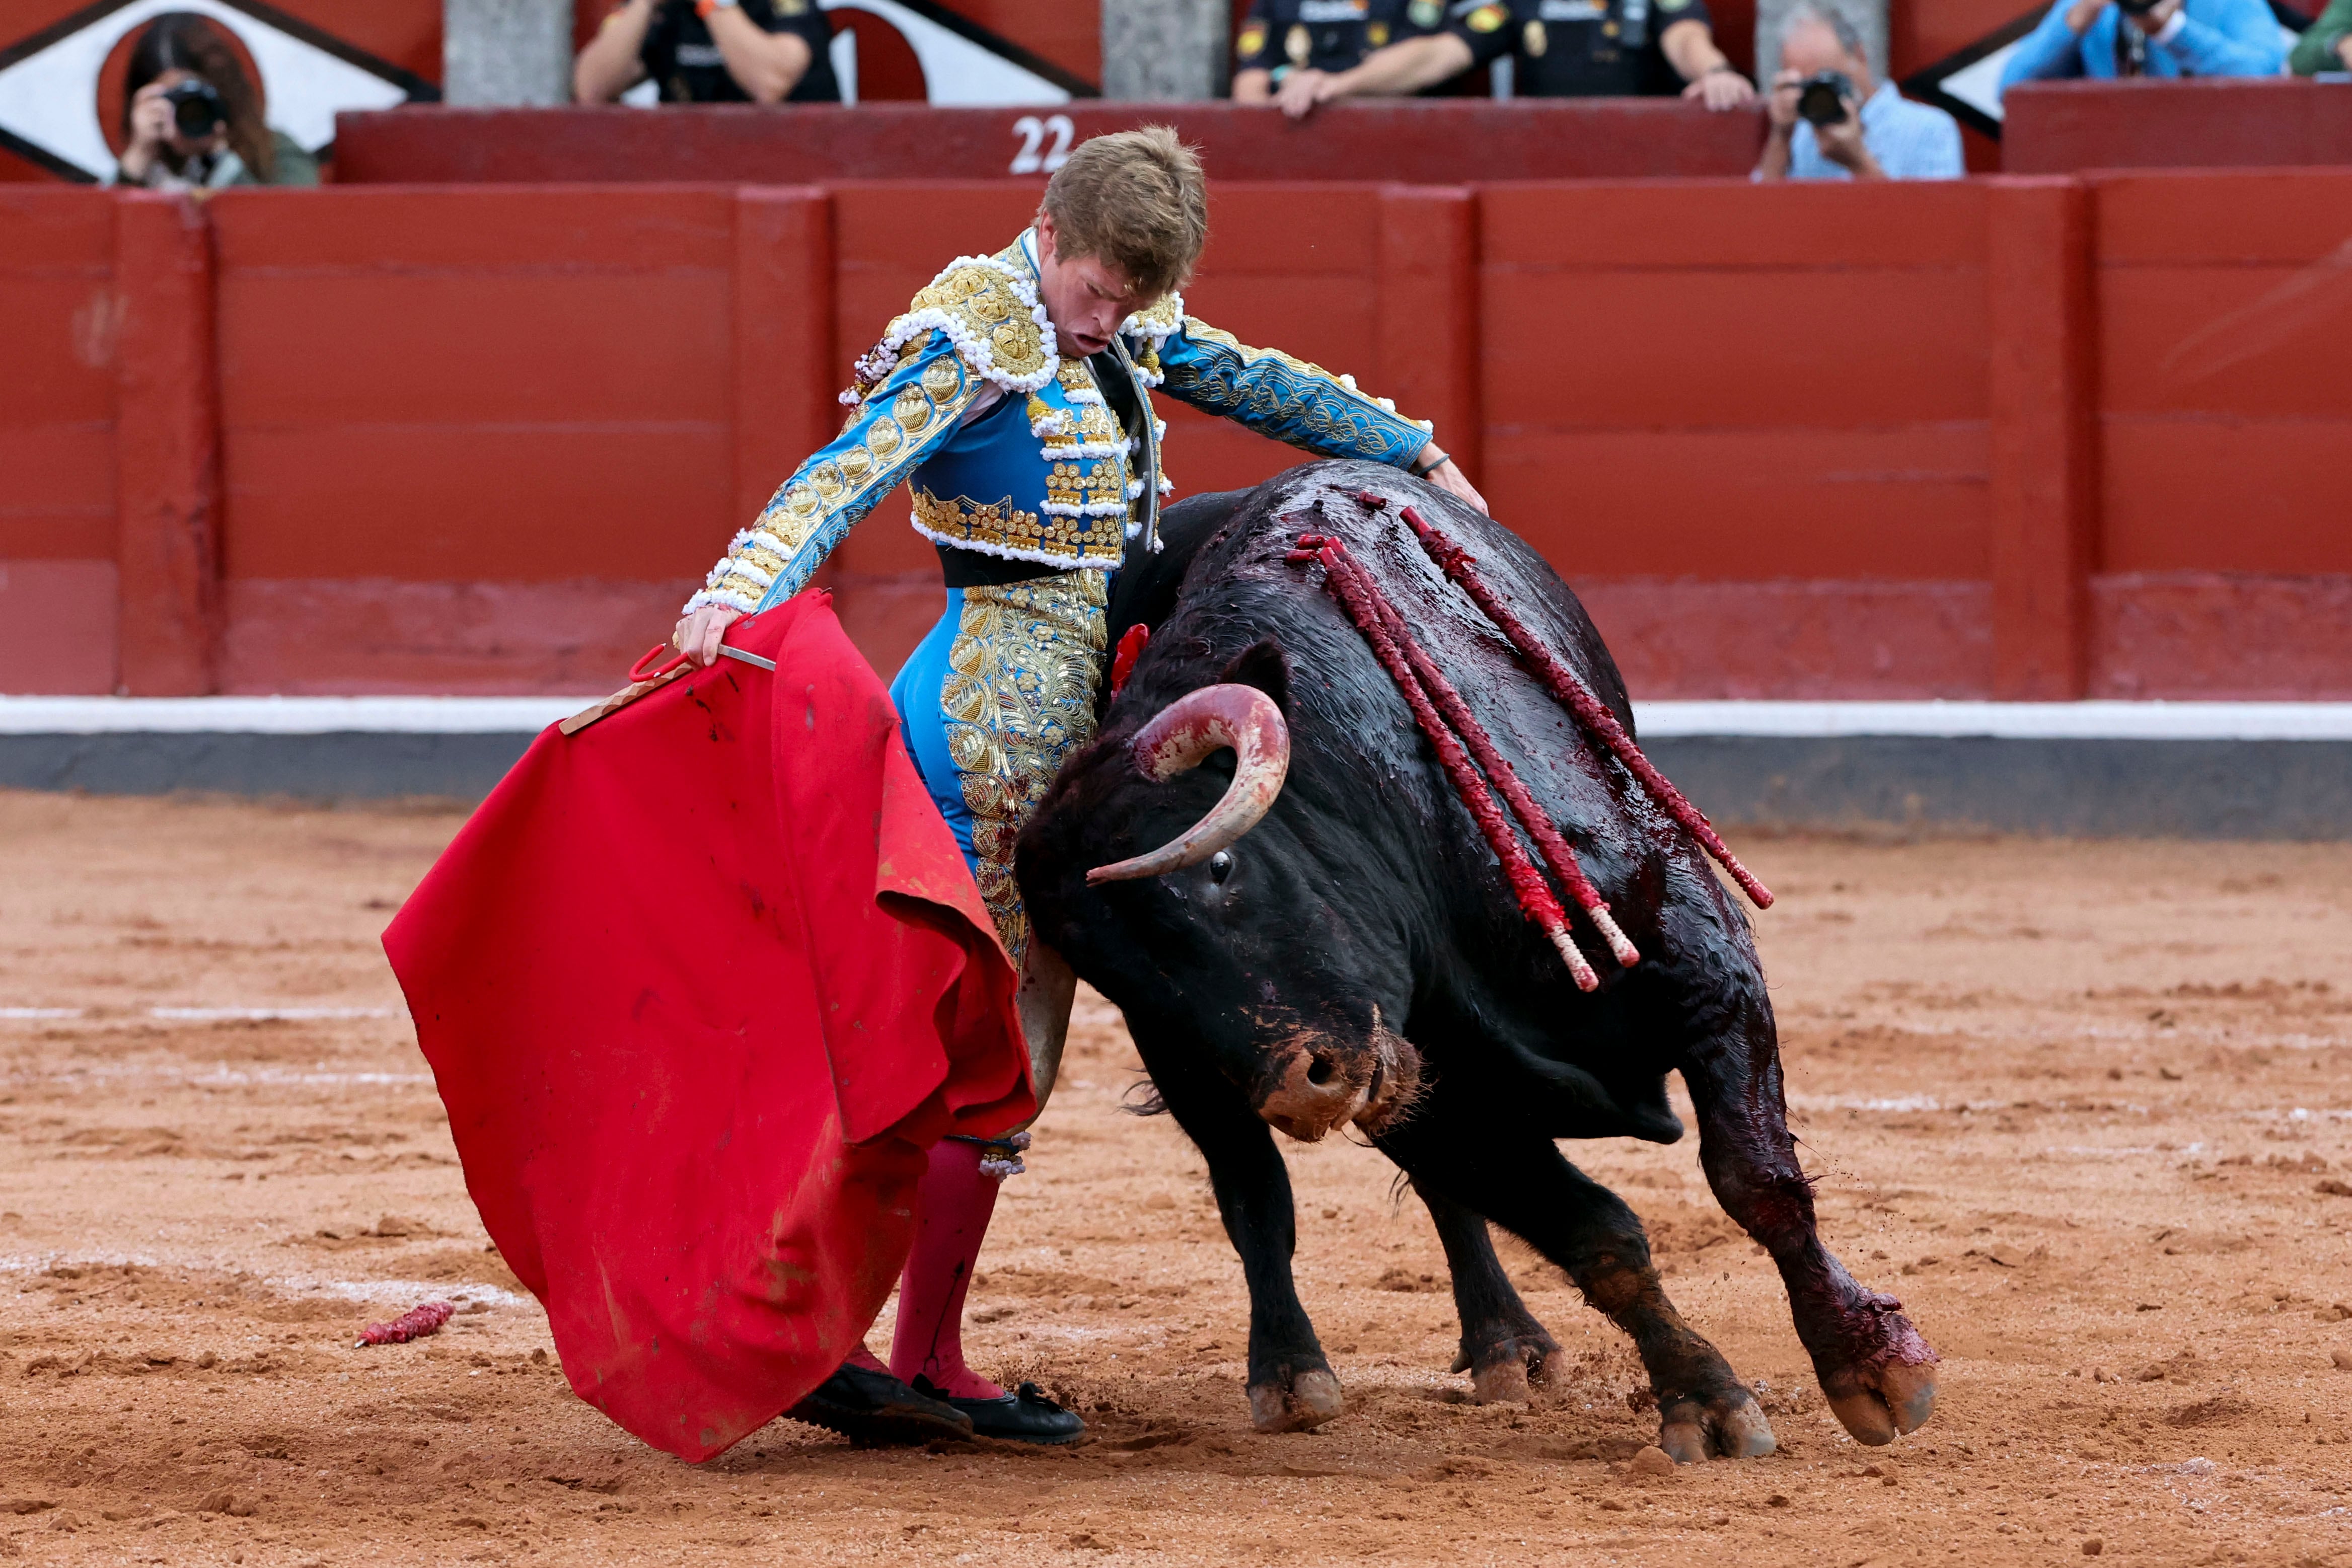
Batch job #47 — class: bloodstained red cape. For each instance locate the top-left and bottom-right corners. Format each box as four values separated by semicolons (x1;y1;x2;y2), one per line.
384;593;1032;1461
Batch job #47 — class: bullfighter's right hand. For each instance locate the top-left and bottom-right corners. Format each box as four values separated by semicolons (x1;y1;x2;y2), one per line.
1424;458;1490;517
673;605;745;668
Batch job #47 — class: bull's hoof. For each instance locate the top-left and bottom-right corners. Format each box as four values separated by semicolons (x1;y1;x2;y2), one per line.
1474;1357;1531;1405
1657;1390;1777;1463
1450;1333;1556;1405
1824;1358;1938;1446
1248;1368;1345;1433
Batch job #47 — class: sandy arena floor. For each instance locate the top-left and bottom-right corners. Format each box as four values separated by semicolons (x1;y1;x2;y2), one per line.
1;791;2348;1566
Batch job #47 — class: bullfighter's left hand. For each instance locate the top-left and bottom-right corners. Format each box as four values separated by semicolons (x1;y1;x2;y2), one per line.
1424;459;1489;516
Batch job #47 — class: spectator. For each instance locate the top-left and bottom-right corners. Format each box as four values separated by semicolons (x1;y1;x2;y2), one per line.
574;0;839;105
1756;5;1962;180
1281;0;1757;119
2289;0;2352;71
1233;1;1449;117
1999;0;2284;87
112;14;318;190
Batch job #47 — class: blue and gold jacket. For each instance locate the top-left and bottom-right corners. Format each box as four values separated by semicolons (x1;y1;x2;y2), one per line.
689;229;1438;616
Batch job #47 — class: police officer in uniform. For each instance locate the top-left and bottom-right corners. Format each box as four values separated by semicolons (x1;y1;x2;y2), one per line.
1275;0;1754;115
574;0;840;104
1232;0;1450;116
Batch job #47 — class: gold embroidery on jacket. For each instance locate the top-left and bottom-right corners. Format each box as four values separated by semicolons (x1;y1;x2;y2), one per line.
939;572;1110;961
910;489;1125;567
896;385;933;433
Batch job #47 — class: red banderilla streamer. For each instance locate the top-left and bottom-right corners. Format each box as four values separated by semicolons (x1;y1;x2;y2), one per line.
1288;533;1610;990
1382;497;1774;911
1111;622;1151;696
356;1300;456;1348
1304;533;1638;970
1366;574;1640;970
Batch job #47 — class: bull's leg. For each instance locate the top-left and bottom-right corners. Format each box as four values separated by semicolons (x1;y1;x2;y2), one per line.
1393;1125;1775;1462
1415;1180;1560;1404
1144;1052;1342;1434
1680;991;1938;1446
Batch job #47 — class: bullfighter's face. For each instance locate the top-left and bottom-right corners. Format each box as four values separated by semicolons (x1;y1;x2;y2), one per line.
1034;214;1151;359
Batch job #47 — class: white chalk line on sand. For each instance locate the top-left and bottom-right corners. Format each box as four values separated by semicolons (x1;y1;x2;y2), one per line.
0;1250;527;1310
1791;1093;2151;1115
152;1006;399;1022
279;1274;528;1310
8;1063;432;1088
2;1005;401;1024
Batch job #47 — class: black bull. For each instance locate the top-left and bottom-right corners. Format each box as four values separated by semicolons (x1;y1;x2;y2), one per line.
1014;460;1938;1460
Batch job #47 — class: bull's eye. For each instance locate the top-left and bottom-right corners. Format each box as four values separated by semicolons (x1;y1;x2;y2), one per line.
1209;851;1234;884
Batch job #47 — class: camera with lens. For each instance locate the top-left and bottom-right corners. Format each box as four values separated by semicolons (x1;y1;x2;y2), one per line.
162;79;225;140
1795;69;1855;126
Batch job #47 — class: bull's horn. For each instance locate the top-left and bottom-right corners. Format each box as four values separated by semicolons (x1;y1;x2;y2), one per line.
1085;684;1291;884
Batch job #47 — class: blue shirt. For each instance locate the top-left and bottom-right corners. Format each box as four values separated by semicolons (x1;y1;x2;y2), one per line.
1781;82;1965;181
1999;0;2285;86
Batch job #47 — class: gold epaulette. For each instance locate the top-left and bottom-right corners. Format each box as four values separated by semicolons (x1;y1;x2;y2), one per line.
1121;291;1185;346
848;253;1058;401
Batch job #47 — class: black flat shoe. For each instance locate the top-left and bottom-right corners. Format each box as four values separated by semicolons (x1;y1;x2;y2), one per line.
786;1362;974;1447
917;1376;1086;1445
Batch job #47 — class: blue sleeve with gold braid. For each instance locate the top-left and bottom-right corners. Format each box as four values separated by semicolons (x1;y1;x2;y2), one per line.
1150;314;1434;468
688;335;982;616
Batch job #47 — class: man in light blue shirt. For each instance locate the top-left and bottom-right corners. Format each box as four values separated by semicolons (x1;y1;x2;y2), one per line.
1999;0;2283;85
1755;5;1963;181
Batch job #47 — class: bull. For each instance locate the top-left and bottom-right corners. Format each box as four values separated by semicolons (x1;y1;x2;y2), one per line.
1016;460;1938;1460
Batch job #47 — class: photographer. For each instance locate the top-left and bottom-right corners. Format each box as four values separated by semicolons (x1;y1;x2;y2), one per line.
1998;0;2282;87
1755;5;1960;181
573;0;839;105
112;14;318;190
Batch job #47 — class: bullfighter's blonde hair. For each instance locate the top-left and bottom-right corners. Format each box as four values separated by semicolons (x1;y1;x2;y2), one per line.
1039;126;1208;300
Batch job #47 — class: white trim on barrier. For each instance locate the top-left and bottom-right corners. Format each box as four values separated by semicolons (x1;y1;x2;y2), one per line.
1;696;2350;741
0;697;596;734
1627;702;2352;742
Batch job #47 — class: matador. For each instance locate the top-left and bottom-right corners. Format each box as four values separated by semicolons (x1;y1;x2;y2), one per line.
672;127;1488;1446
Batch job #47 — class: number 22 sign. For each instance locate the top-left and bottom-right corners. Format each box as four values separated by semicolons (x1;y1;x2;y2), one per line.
1009;114;1074;175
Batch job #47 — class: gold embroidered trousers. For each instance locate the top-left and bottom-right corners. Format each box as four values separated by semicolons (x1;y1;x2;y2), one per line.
886;570;1110;966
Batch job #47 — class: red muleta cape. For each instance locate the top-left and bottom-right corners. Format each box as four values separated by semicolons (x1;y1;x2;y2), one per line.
384;593;1032;1462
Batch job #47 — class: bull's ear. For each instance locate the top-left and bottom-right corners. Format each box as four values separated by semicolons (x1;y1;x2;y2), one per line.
1216;637;1291;715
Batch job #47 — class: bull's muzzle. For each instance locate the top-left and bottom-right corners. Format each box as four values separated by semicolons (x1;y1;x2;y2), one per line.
1253;1016;1422;1143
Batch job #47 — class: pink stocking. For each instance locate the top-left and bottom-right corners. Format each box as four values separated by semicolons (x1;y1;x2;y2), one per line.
889;1137;1004;1399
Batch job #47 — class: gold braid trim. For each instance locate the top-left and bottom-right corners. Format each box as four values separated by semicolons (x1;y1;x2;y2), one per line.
939;572;1110;963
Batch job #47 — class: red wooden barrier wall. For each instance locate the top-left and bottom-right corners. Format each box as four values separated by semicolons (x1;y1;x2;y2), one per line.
1484;179;2000;698
0;192;119;690
331;103;1771;188
5;172;2348;701
2005;80;2352;177
212;186;749;691
2090;171;2352;699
